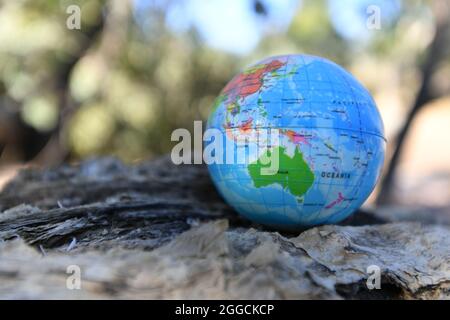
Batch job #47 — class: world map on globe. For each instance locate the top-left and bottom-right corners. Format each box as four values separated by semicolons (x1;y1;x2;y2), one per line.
206;54;386;229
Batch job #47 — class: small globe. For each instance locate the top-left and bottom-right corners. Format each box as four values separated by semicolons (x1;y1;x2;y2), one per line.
205;54;385;230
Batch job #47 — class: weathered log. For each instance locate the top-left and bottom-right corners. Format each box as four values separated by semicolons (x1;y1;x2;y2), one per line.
0;156;448;299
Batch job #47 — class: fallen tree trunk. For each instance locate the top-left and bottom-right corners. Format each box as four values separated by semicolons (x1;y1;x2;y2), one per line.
0;156;449;299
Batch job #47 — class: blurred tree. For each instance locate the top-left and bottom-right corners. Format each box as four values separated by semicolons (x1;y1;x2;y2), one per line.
376;0;450;204
0;0;104;165
286;0;348;63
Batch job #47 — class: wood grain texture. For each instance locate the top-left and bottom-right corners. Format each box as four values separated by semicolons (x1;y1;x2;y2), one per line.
0;156;448;299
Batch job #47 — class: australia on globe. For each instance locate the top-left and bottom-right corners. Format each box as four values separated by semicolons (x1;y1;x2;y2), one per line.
205;54;386;230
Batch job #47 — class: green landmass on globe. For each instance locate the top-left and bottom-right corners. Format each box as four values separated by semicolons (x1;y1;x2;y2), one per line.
248;146;315;201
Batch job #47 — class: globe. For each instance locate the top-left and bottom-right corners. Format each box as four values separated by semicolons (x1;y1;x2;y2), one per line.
205;54;385;230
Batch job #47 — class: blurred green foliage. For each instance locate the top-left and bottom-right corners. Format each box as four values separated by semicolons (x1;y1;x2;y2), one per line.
0;0;447;165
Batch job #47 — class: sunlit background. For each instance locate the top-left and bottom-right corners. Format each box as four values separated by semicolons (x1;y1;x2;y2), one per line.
0;0;449;209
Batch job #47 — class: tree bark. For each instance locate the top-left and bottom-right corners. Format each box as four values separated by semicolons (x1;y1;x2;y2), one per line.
0;156;449;299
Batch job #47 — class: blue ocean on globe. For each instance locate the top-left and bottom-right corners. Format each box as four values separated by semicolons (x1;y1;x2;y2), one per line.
205;54;386;229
